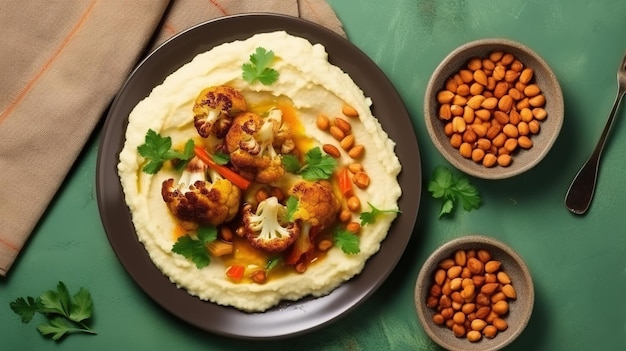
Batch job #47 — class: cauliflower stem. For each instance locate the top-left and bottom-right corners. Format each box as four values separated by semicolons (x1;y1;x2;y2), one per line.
285;180;340;267
243;197;299;253
161;156;242;227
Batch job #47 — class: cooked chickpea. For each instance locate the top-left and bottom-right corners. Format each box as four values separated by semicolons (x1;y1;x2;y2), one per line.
346;222;361;233
425;248;516;343
339;209;352;222
435;50;547;168
347;195;361;212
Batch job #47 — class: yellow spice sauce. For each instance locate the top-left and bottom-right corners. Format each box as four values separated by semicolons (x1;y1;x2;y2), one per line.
169;98;337;284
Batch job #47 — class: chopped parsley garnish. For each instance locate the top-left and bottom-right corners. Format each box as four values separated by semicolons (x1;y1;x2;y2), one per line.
210;152;230;166
359;203;402;226
9;281;97;341
283;147;337;181
285;195;299;221
242;47;279;85
427;165;481;218
282;154;301;173
137;129;194;174
265;257;282;272
333;228;360;255
171;225;218;269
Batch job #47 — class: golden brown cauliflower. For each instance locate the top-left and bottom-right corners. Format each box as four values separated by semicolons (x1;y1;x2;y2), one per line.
242;196;299;253
285;180;340;266
161;157;241;229
193;85;247;138
225;109;295;184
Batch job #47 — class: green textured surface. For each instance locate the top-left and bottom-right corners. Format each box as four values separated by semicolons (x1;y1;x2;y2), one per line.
2;0;626;349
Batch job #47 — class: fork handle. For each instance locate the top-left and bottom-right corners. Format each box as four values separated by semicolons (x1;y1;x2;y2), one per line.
565;152;600;214
564;89;626;214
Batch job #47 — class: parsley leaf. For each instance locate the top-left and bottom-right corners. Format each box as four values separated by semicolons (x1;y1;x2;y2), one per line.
265;257;282;272
9;296;40;323
171;226;218;269
333;228;360;255
39;282;72;317
37;317;82;341
69;288;94;323
282;154;302;173
137;129;195;174
211;152;230;166
282;147;337;181
242;47;279;85
9;282;97;341
359;203;402;226
285;196;299;221
427;165;481;218
302;147;337;180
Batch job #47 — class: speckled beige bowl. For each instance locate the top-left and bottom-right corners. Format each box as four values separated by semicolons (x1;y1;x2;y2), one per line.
424;38;564;179
415;235;534;351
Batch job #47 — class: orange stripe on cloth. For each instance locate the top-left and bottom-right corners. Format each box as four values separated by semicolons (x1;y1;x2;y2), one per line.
0;236;19;252
208;0;229;16
0;0;99;125
163;21;177;36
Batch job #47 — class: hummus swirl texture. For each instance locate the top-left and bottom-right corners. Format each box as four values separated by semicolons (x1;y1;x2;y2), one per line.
118;31;402;312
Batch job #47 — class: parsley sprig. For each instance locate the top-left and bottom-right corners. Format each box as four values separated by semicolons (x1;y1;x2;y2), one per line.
427;165;481;218
137;129;195;174
333;228;360;255
242;47;279;85
10;281;97;341
359;203;402;226
171;226;218;269
283;147;337;181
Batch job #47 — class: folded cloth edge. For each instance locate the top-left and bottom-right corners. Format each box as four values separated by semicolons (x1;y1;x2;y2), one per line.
0;1;171;277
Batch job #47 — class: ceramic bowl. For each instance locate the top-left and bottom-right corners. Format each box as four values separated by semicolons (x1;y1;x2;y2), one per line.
415;235;534;351
424;38;564;179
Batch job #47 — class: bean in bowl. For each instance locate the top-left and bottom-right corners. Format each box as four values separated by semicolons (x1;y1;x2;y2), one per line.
423;38;564;180
425;248;516;343
436;50;547;168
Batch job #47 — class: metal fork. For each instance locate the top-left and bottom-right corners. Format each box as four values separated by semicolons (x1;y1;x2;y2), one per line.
565;52;626;215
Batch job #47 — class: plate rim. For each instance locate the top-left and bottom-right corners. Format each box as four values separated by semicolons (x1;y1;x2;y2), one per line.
96;13;421;340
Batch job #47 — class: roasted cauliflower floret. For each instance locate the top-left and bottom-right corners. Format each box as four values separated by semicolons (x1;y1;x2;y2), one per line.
161;157;241;229
242;196;299;253
225;109;294;184
193;85;247;138
285;180;340;266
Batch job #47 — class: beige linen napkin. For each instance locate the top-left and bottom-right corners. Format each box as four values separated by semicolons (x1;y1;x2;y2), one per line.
0;0;345;277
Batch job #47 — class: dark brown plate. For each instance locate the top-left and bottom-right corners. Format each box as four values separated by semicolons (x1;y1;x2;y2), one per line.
96;13;421;340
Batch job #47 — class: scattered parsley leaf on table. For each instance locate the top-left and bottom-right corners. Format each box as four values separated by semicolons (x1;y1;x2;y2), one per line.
333;228;361;254
9;281;97;341
242;47;279;85
38;317;86;341
68;287;94;323
137;129;195;174
427;165;481;218
10;296;40;323
172;225;218;269
282;147;336;181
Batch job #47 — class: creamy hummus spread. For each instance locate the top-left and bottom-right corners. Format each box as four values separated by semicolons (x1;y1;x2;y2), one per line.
118;31;402;312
